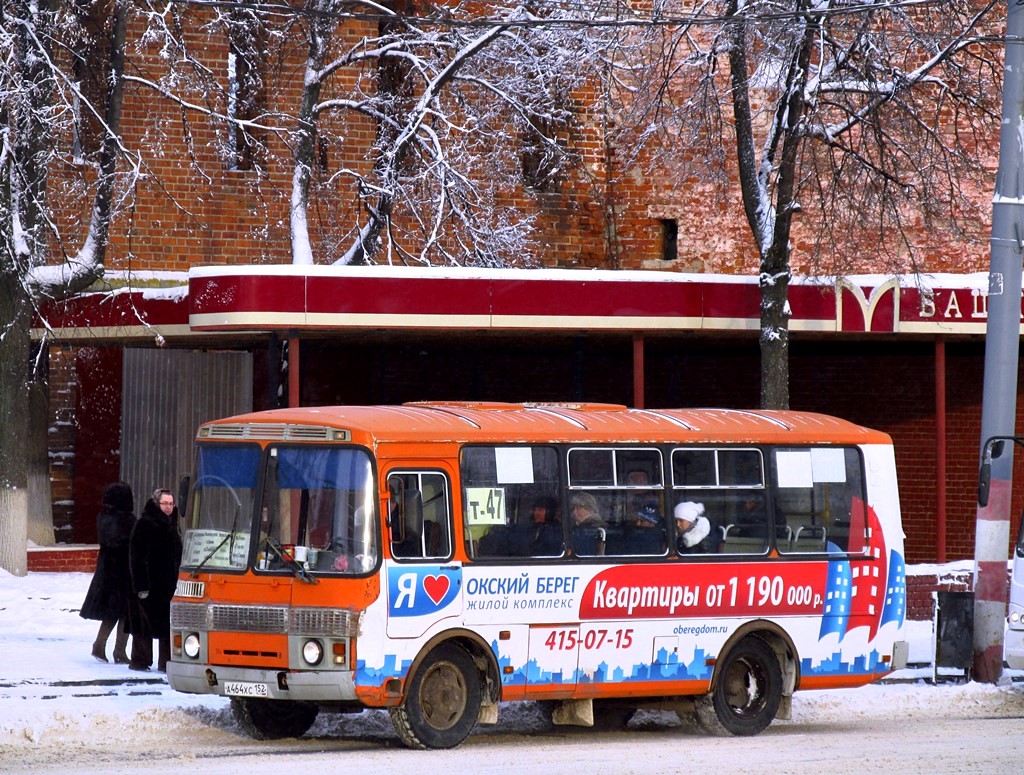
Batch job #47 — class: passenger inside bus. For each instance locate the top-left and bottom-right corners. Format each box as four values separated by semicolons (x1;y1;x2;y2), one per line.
674;501;713;553
527;496;562;556
696;493;770;552
620;504;665;555
570;492;606;556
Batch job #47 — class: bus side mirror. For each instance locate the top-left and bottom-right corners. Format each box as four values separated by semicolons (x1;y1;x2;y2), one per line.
978;461;991;507
978;439;1005;508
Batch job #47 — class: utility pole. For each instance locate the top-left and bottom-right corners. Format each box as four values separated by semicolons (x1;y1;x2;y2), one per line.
973;0;1024;684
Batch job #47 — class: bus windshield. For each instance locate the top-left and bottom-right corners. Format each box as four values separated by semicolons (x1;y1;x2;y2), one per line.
181;443;378;576
258;445;377;575
182;443;261;573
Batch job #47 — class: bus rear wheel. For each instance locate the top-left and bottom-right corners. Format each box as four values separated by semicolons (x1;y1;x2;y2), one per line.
390;643;482;750
230;697;319;740
695;636;782;736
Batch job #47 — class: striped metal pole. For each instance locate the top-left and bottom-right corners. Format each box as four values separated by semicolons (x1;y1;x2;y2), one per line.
973;0;1024;683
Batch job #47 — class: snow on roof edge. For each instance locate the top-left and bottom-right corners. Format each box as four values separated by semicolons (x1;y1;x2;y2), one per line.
186;264;997;289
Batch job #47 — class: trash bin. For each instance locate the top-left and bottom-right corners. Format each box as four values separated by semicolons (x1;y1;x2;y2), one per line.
934;590;973;680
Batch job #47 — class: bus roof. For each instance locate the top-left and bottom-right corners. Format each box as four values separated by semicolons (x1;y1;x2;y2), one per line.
197;402;891;446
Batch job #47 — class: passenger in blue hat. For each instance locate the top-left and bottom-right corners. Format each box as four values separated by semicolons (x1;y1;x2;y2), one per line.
624;502;666;555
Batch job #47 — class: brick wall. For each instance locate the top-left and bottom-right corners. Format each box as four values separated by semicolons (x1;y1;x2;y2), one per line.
45;8;995;278
35;9;1009;562
27;546;98;573
906;567;975;621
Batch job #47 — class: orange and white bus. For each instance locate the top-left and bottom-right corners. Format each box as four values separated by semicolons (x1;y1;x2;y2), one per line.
167;402;908;748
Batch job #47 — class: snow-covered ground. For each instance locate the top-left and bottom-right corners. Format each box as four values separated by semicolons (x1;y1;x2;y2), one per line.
2;569;1023;766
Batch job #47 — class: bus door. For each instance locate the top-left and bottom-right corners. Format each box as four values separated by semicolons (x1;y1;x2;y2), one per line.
384;468;463;638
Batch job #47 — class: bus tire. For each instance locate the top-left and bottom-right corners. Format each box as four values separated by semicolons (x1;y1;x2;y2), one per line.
695;636;782;736
230;697;319;740
390;643;481;750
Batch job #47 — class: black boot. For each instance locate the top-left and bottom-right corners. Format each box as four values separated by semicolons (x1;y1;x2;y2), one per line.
112;619;130;663
91;619;115;663
91;641;108;663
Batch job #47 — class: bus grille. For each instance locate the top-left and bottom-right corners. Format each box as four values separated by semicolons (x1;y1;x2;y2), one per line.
290;608;359;637
171;602;357;636
171;601;210;630
211;604;288;633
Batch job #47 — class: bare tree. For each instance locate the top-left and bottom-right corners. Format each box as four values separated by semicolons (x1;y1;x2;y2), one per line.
129;0;615;267
598;0;1001;407
0;0;131;574
1;0;1001;572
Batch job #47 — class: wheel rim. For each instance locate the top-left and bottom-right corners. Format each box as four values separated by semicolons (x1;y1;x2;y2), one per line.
721;655;768;718
417;659;468;731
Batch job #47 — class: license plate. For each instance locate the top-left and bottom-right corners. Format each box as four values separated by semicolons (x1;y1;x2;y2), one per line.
224;681;270;698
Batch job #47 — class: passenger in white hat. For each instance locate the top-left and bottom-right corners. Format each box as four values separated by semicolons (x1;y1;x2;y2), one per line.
674;501;711;553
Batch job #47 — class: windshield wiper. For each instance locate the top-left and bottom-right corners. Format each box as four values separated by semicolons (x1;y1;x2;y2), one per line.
264;535;318;584
190;503;242;578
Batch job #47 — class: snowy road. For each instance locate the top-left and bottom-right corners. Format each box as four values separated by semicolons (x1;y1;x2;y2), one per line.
3;690;1024;774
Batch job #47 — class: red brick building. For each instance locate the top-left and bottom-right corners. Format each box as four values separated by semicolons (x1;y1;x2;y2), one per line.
32;4;1015;568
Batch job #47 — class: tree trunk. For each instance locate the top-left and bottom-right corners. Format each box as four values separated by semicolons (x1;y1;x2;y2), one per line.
0;271;32;575
2;1;127;566
759;245;791;410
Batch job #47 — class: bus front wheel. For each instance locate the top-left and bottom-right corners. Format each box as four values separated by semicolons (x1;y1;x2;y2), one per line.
695;636;782;736
390;642;482;750
230;697;319;740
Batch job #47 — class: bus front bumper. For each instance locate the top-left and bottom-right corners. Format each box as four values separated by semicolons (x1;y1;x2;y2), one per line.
166;661;359;703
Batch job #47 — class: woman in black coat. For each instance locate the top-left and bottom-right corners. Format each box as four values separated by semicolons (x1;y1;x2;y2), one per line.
129;489;183;672
80;482;136;663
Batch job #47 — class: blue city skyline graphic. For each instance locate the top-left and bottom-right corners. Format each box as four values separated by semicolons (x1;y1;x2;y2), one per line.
357;653;414;685
800;647;891;678
818;550;906;642
498;641;714;687
881;549;907;628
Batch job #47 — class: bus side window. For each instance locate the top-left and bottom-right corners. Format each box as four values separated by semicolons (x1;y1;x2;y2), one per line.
420;476;451;557
461;445;562;560
387;471;452;560
774;447;865;556
390;485;423;559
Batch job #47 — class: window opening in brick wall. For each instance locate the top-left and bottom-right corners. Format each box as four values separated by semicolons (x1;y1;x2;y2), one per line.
521;117;561;192
660;219;678;262
225;10;266;171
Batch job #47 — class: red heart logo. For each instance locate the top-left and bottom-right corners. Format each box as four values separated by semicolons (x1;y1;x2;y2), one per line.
423;574;450;605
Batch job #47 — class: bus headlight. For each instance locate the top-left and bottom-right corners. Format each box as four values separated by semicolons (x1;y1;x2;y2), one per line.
302;639;324;666
183;633;201;659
